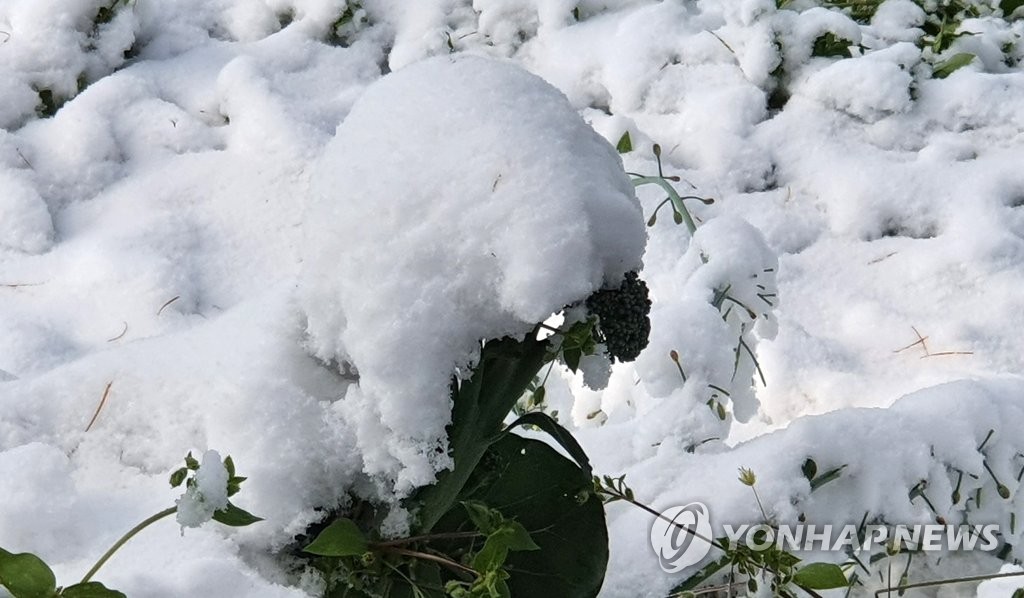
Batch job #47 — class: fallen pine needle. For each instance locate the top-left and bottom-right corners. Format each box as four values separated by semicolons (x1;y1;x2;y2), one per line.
157;295;180;315
85;381;113;432
106;321;128;342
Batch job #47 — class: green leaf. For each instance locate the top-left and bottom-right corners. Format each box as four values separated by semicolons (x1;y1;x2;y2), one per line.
0;549;57;598
801;458;817;481
184;452;200;470
61;582;128;598
672;554;730;593
810;464;847;492
792;562;849;590
812;32;853;58
1002;0;1024;15
169;467;188;488
224;456;236;478
563;348;581;372
503;521;540;552
211;502;263;527
410;335;550;534
506;412;592;475
433;435;607;598
615;131;633;153
472;532;511;573
932;53;975;79
302;518;368;557
462;501;499;534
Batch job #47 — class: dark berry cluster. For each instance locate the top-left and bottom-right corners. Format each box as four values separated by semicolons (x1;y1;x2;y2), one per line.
585;271;651;362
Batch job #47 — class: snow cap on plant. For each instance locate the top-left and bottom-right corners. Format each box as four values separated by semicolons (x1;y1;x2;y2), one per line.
300;54;646;496
175;450;230;528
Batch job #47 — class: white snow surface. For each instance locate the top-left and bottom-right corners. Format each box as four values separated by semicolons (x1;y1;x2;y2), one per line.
1;0;1024;597
300;53;644;496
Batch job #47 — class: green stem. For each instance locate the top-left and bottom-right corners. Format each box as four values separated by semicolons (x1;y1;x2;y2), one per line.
874;570;1024;597
81;506;177;583
632;176;697;235
611;491;726;552
381;546;477;578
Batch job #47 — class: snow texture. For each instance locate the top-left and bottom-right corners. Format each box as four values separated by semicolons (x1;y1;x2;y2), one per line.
1;0;1024;596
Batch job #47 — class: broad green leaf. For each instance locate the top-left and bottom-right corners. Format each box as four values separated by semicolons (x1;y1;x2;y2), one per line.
303;518;368;557
933;53;975;79
433;435;607;598
184;452;199;470
506;412;592;474
211;502;263;527
615;131;632;153
1002;0;1024;14
792;562;849;590
61;581;128;598
410;336;549;533
0;550;56;598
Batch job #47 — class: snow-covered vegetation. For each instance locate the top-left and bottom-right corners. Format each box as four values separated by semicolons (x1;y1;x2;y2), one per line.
2;0;1024;596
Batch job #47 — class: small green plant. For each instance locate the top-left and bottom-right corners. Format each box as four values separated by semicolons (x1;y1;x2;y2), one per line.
593;471;849;597
0;451;259;598
299;269;654;596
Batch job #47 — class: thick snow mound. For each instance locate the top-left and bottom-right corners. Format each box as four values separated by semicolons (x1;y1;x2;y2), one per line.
300;53;645;495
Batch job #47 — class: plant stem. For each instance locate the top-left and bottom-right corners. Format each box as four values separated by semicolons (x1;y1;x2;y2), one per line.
81;506;177;583
381;546;477;578
608;491;725;552
874;570;1024;597
632;176;697;234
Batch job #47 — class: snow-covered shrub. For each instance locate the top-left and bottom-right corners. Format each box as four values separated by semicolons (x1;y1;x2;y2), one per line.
299;53;645;497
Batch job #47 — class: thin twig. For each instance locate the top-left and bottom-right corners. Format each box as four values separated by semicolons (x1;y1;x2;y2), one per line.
106;321;128;342
1;282;43;288
893;326;929;355
922;351;973;358
84;381;113;432
874;570;1024;597
157;295;180;315
381;546;477;577
15;149;32;170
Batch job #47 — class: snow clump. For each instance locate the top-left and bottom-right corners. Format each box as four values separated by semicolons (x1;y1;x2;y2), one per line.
175;450;230;528
300;54;646;496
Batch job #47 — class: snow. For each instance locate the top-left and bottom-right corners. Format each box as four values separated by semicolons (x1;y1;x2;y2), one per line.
300;53;644;496
1;0;1024;596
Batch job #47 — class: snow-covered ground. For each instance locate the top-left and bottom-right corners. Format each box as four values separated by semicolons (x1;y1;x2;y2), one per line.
2;0;1024;596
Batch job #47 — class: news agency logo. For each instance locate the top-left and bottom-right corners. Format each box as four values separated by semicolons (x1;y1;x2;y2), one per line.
650;503;1001;573
649;502;714;573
